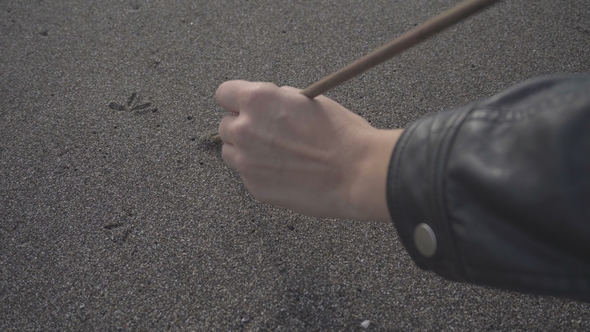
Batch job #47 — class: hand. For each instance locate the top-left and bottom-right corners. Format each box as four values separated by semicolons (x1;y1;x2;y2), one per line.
216;80;403;222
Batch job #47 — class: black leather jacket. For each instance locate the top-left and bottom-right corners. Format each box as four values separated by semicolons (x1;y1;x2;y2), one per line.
386;75;590;302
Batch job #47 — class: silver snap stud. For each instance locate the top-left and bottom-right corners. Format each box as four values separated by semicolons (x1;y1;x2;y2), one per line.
414;223;437;257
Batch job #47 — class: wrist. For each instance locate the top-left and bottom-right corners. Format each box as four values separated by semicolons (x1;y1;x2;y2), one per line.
347;129;404;222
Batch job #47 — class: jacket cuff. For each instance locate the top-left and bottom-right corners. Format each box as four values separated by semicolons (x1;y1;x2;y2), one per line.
386;104;475;282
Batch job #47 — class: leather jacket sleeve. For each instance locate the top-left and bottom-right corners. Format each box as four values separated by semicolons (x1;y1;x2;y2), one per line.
386;75;590;302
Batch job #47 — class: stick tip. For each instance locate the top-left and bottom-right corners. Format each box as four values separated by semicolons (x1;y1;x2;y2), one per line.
211;133;222;143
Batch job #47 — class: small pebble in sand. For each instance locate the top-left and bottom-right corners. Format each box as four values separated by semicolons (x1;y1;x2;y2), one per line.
361;320;371;329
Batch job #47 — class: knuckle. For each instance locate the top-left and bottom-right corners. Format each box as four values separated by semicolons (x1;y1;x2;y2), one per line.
241;82;277;109
214;83;224;99
232;119;251;142
215;81;232;102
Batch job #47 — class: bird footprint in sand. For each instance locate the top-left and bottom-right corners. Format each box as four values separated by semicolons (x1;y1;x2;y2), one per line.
108;93;158;114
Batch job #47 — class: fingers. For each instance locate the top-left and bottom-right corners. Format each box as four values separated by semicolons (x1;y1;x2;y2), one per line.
280;86;302;93
218;113;238;144
216;80;248;145
216;80;281;146
216;80;283;114
215;80;247;114
221;143;238;170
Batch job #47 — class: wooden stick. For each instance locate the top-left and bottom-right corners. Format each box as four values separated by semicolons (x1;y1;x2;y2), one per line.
301;0;499;98
212;0;499;142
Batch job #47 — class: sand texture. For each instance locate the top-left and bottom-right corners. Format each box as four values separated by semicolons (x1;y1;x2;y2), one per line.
1;0;589;330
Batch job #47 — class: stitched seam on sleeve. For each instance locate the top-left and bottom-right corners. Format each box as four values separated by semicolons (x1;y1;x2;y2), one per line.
436;104;481;279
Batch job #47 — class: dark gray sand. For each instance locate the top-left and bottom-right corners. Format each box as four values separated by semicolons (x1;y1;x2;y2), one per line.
1;0;589;330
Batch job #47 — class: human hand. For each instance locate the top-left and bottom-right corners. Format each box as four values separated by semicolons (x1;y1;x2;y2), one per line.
216;80;403;222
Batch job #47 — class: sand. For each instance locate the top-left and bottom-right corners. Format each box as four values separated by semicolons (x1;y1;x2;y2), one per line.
1;0;589;330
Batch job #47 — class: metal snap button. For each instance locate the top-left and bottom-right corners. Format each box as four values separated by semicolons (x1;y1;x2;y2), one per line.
414;223;437;257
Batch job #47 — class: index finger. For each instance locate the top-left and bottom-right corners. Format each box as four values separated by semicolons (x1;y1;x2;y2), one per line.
215;80;248;114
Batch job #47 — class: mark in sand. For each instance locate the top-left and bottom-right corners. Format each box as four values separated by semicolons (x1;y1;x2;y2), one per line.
108;93;158;114
103;223;124;230
103;222;134;243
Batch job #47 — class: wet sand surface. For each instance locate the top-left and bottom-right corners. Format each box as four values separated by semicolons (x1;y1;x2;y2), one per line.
1;0;589;330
